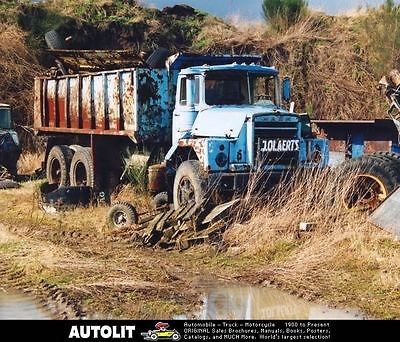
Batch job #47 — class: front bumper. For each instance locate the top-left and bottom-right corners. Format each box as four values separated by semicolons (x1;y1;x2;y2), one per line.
208;170;293;192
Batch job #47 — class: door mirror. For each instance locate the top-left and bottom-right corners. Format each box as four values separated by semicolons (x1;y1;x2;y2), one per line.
282;77;291;102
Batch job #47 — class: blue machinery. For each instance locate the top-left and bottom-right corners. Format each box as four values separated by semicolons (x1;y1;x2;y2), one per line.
313;119;400;159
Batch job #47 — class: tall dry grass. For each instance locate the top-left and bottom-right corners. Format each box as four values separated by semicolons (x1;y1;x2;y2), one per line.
17;151;43;175
194;12;388;120
0;24;43;125
223;166;400;318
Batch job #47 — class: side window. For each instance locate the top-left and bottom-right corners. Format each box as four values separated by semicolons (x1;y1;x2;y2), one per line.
179;77;187;105
194;76;200;104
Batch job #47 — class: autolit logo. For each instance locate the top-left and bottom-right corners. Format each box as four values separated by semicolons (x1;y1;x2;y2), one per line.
140;322;181;341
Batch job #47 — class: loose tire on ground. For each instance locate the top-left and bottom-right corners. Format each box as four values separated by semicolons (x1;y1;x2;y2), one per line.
107;202;139;229
69;147;94;188
341;154;400;210
173;160;208;210
46;145;74;186
151;191;169;209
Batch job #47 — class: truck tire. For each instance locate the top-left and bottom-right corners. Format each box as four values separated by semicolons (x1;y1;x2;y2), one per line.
45;30;64;50
341;155;400;210
69;147;94;188
173;160;207;210
46;145;74;186
151;191;169;209
146;47;169;69
107;202;138;229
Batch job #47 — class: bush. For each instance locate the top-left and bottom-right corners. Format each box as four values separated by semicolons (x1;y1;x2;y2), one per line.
262;0;308;30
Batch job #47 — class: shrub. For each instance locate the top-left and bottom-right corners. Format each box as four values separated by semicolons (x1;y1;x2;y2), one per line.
262;0;308;30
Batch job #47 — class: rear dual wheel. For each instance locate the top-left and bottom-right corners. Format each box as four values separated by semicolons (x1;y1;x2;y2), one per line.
46;145;74;186
342;154;400;210
46;145;95;188
69;147;94;188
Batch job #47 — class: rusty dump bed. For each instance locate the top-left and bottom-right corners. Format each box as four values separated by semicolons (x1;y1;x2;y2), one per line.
34;68;171;143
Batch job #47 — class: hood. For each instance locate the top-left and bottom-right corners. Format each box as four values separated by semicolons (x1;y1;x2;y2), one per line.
191;105;286;138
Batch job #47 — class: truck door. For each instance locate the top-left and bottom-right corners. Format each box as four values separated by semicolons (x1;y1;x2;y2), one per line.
172;75;200;143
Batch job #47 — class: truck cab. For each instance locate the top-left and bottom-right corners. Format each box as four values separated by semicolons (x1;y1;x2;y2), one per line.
164;63;329;208
0;103;21;176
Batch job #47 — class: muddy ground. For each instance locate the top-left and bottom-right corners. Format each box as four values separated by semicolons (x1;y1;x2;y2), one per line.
0;181;398;319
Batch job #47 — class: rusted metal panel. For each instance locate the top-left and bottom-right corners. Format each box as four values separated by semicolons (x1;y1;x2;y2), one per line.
57;79;67;128
69;77;79;129
365;141;391;153
106;73;119;131
328;140;346;152
92;74;105;130
81;75;93;129
121;71;135;131
34;68;170;143
136;69;170;142
46;79;56;127
33;78;43;128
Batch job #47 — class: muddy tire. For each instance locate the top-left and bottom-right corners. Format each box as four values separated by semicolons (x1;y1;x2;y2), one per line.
46;145;74;186
151;191;169;209
69;147;94;188
0;180;20;189
107;202;138;229
341;155;400;210
173;160;207;210
45;30;64;50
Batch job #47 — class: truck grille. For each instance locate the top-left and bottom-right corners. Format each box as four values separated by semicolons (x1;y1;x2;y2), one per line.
254;119;299;168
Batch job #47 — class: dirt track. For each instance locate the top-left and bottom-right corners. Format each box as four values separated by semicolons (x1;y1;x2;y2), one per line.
1;181;399;319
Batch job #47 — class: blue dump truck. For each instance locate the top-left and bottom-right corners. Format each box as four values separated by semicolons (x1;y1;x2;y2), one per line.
35;52;400;241
34;53;328;210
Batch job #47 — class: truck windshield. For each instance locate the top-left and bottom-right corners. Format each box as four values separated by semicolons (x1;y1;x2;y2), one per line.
0;107;12;129
205;71;277;106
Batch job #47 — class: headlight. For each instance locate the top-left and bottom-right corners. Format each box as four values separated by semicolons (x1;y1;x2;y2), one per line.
215;152;228;167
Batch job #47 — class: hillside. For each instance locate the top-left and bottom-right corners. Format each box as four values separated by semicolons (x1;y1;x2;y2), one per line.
0;0;398;125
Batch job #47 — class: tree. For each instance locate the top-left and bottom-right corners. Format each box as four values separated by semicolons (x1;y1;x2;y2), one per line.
262;0;308;29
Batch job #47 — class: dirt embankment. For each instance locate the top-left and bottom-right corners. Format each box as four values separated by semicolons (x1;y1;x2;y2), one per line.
1;0;398;132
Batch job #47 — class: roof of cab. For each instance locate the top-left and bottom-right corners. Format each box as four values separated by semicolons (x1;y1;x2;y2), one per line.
0;103;10;107
180;62;278;76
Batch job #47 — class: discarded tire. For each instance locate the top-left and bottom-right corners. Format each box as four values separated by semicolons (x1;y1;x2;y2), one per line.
107;202;138;229
151;191;169;209
69;147;94;188
173;160;208;210
0;180;20;189
40;182;92;207
341;155;400;210
146;47;169;69
45;30;64;50
46;145;74;186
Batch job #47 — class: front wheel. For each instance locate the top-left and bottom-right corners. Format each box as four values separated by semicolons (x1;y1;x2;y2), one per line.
173;160;208;210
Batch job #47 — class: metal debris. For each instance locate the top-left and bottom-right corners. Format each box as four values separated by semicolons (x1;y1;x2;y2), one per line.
112;199;239;250
369;187;400;237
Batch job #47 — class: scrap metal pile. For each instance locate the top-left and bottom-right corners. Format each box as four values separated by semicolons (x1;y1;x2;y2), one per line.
109;199;241;250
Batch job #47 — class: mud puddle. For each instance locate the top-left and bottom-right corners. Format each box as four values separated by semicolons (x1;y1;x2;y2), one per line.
197;284;364;320
0;289;53;319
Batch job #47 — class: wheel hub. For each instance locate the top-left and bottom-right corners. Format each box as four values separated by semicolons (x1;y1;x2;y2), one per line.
177;176;195;206
344;174;388;210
